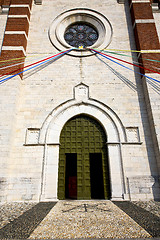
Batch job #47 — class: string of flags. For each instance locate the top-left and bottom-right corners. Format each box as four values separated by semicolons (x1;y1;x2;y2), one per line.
0;47;160;84
90;48;160;84
0;49;72;84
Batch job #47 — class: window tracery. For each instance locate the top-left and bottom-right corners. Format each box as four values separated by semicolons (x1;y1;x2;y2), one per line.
64;23;98;48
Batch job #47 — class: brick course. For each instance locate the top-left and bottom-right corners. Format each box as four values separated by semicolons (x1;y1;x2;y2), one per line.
0;0;11;6
139;53;160;74
134;23;160;51
3;34;27;50
6;18;29;35
131;3;153;22
11;0;32;8
9;7;30;20
0;50;25;76
0;0;33;76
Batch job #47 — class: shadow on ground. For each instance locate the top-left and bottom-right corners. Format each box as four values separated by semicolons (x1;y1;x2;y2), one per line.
0;202;56;239
113;201;160;238
0;201;160;239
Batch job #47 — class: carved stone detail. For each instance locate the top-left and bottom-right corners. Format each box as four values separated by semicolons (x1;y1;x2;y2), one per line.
74;83;89;100
26;129;40;144
126;127;140;143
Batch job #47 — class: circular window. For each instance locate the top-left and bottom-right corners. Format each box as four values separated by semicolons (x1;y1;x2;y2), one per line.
64;23;99;48
49;8;113;57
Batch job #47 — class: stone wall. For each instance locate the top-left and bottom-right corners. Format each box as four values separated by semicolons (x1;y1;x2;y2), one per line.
0;0;159;202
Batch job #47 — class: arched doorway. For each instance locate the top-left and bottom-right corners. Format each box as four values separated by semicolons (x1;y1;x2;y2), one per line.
58;114;111;200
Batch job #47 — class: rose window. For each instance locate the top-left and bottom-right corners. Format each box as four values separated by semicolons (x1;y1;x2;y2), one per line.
64;23;99;48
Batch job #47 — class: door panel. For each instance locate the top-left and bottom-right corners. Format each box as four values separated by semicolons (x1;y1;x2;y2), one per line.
65;153;77;199
58;115;111;200
90;153;104;199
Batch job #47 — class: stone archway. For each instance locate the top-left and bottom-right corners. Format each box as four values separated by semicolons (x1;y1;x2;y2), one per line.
58;114;111;200
40;84;126;201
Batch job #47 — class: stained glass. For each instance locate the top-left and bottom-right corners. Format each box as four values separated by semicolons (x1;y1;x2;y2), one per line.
64;23;98;48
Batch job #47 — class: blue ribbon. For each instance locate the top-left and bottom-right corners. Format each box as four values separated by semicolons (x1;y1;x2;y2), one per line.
92;50;160;84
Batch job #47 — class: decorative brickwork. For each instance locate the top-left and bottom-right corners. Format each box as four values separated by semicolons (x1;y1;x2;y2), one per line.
11;0;32;8
0;50;25;75
0;0;33;76
139;53;160;74
134;23;160;51
130;3;153;21
6;18;29;35
3;34;27;49
9;7;30;20
0;0;11;6
129;0;160;73
129;5;160;57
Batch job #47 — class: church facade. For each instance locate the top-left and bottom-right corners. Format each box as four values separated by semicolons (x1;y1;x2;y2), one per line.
0;0;160;202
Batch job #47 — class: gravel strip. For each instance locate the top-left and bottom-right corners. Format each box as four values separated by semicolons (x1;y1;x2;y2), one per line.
29;200;151;239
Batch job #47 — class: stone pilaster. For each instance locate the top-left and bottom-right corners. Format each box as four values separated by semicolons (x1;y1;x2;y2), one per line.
129;0;160;173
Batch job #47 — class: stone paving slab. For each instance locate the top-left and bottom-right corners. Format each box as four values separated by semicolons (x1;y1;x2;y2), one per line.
28;201;151;239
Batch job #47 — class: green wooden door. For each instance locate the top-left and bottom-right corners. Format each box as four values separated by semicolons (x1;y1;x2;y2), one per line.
58;115;110;200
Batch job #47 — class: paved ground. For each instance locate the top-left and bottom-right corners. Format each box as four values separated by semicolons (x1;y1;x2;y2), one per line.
0;200;159;239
